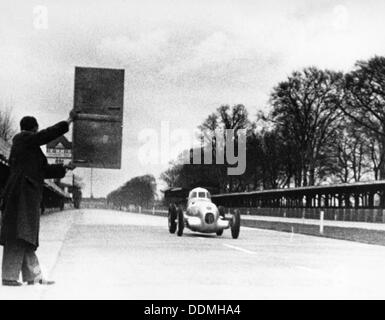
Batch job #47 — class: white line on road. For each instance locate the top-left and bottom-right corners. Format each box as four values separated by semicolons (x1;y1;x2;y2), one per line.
224;243;325;276
296;266;318;273
295;265;330;278
223;243;257;255
223;244;329;278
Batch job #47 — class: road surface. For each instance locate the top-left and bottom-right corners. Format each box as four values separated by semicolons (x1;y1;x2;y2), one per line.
1;209;385;299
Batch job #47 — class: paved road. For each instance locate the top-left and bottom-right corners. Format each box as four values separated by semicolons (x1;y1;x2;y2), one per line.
2;209;385;299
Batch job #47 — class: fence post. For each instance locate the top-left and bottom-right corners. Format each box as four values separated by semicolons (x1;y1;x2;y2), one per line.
372;209;378;223
350;209;354;221
320;210;324;235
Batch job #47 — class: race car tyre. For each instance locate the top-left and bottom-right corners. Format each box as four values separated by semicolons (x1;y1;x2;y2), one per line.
218;206;226;219
216;229;223;236
230;210;241;239
177;206;184;237
168;204;177;234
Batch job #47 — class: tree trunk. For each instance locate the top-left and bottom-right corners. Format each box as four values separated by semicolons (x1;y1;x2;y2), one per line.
302;166;308;187
308;164;315;186
295;169;302;187
379;135;385;180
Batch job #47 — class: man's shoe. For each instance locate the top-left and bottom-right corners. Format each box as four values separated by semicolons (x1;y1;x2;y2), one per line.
27;279;55;285
2;280;23;286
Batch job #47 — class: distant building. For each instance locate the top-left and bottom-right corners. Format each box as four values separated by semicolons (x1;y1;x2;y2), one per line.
45;136;83;204
46;136;72;165
46;135;74;195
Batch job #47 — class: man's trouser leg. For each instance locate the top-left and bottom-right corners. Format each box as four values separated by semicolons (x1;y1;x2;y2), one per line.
2;240;42;282
2;240;25;281
21;246;42;283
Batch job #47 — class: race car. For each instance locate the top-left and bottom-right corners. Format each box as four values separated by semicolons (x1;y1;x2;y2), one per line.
168;187;241;239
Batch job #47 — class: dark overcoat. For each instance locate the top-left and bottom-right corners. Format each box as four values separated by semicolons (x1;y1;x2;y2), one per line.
0;121;69;249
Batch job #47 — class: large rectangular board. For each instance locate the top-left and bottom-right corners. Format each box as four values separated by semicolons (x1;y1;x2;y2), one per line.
72;66;124;169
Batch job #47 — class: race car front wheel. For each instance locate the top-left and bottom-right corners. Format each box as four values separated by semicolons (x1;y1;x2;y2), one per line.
230;210;241;239
168;204;177;234
177;207;184;237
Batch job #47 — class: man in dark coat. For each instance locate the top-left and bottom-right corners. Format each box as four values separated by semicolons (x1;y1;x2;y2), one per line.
0;112;76;286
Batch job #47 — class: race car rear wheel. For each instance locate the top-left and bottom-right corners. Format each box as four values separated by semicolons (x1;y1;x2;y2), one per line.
177;206;184;237
230;210;241;239
168;204;177;234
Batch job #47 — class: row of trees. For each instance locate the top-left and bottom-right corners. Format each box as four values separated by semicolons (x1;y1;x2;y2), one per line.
107;174;157;209
161;56;385;193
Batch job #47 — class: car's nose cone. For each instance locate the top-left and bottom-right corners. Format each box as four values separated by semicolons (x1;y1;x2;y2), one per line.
205;212;215;224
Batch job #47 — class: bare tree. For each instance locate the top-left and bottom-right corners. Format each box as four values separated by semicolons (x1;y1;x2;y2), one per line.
160;161;183;187
107;175;157;208
340;56;385;179
269;67;344;186
332;124;371;183
199;104;250;192
368;137;384;181
0;106;16;143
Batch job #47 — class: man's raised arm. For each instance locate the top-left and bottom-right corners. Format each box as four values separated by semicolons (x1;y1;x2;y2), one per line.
25;110;77;146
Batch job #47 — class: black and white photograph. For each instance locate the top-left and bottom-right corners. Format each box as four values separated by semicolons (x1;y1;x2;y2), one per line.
1;0;385;303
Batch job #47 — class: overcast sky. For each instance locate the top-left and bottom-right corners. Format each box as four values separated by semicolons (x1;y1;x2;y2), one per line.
1;0;385;197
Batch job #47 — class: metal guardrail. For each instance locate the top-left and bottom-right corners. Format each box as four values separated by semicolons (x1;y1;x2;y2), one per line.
227;207;385;223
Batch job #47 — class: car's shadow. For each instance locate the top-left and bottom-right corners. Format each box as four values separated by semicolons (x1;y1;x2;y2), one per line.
183;233;219;239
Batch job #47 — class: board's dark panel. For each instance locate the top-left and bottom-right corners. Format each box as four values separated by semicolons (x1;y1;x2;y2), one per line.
73;119;122;169
72;67;124;169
